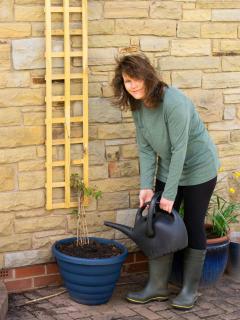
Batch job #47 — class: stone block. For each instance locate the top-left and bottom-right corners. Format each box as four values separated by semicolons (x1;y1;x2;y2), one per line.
37;145;45;158
183;9;211;21
0;190;44;211
225;94;240;104
98;123;136;139
218;143;240;157
89;125;98;140
5;249;53;268
171;39;211;56
89;71;108;82
12;37;45;70
106;146;120;161
0;166;15;192
0;71;30;88
0;88;44;106
105;138;136;146
183;3;196;9
220;155;240;171
177;22;200;38
67;211;115;233
0;23;31;37
104;1;149;18
0;235;31;253
15;5;44;21
0;108;21;126
88;20;115;35
172;70;202;88
203;72;240;89
208;120;240;130
23;112;45;125
140;37;169;52
89;83;102;97
224;107;236;120
159;56;220;70
209;131;230;144
18;171;45;190
222;57;240;72
0;214;13;236
89;164;108;180
89;140;105;165
184;89;223;122
0;146;36;164
150;1;182;19
88;1;103;20
121;144;138;159
92;176;140;193
0;42;10;71
0;127;45;148
197;0;240;9
201;23;237;38
89;98;121;123
15;208;48;219
97;191;129;211
89;35;130;48
212;9;240;21
15;216;66;233
115;209;137;239
231;130;240;142
89;48;118;65
31;22;44;36
220;40;240;53
32;233;66;249
0;0;13;21
102;84;113;98
18;160;45;172
116;19;176;37
108;160;139;178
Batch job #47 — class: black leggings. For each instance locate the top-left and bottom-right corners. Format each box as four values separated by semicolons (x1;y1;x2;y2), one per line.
155;177;217;250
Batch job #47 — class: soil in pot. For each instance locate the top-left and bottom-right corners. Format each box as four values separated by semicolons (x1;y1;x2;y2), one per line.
56;239;123;259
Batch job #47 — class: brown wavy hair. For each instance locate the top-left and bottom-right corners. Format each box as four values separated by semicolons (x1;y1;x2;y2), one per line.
112;54;168;110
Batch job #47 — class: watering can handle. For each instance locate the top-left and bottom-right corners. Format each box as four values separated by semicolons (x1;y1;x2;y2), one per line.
145;192;175;237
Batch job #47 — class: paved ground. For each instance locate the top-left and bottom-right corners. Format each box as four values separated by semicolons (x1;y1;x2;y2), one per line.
6;273;240;320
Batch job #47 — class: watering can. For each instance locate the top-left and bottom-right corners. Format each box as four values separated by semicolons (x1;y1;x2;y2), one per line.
104;192;188;259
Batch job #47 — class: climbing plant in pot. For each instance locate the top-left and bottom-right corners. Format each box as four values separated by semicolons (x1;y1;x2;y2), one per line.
171;193;240;287
52;173;128;305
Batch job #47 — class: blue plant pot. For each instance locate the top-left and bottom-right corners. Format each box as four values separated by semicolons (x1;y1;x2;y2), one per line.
171;239;229;287
201;240;229;286
52;237;128;305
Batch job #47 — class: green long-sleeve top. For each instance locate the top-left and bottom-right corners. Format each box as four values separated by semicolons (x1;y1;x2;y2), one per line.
132;86;220;201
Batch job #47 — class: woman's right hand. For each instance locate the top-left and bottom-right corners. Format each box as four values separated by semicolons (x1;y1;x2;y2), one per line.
139;189;154;208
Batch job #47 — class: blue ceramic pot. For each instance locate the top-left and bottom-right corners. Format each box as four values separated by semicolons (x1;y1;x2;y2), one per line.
53;237;128;305
201;240;229;286
171;236;229;287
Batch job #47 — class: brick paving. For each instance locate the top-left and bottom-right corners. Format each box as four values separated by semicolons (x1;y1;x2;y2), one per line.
6;273;240;320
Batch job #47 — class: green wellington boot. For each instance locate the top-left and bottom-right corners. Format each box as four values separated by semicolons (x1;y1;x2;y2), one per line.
171;248;206;310
126;253;173;304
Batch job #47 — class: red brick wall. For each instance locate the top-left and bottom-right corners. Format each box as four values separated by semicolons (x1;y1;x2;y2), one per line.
1;252;148;293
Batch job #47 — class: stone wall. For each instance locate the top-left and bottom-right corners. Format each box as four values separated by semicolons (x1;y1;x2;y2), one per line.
0;0;240;270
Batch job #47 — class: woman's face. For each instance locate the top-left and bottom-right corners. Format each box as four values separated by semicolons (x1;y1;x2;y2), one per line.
122;73;146;100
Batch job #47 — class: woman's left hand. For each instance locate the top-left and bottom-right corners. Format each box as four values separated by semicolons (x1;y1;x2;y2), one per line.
159;197;174;213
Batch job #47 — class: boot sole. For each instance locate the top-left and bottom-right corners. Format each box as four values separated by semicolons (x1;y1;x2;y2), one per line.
171;296;197;310
126;296;168;304
171;303;194;310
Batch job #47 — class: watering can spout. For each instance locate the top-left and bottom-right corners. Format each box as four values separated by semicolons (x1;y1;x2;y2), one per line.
104;221;134;240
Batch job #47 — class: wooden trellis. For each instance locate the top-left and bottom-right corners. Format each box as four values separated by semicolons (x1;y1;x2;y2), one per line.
45;0;88;210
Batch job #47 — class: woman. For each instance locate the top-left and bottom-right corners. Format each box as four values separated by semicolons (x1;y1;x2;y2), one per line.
112;54;220;310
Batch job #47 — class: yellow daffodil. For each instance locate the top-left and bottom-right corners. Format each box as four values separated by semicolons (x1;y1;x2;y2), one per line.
229;187;236;194
234;172;240;178
218;167;224;173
